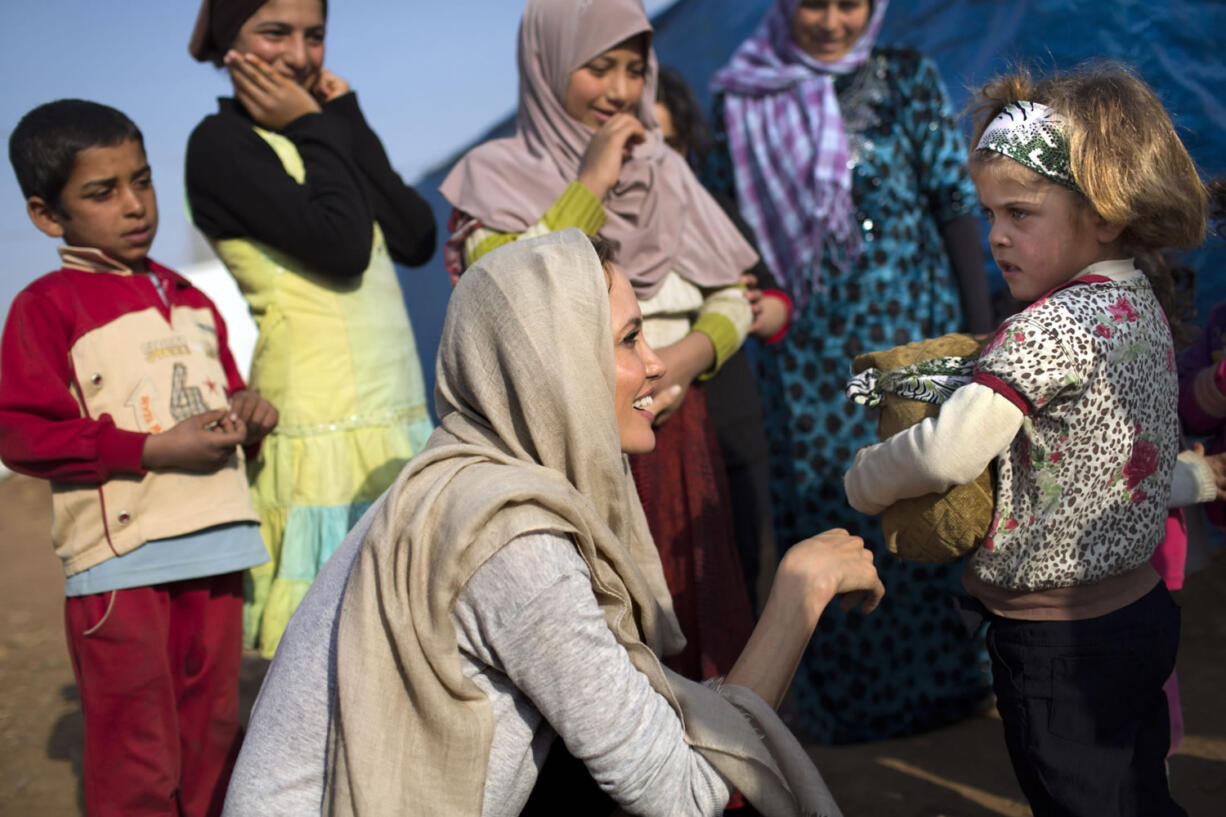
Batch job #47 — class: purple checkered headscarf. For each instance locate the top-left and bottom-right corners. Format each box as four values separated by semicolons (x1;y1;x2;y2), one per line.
711;0;889;301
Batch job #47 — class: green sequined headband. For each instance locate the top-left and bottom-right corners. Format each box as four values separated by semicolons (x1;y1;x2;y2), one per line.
976;101;1079;191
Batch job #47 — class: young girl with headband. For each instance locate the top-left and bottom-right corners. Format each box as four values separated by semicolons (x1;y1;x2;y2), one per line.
844;64;1206;816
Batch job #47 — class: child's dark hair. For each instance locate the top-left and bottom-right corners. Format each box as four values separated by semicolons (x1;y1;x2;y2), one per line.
655;67;711;170
970;62;1207;334
9;99;144;213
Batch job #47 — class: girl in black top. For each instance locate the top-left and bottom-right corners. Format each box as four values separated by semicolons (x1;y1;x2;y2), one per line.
185;0;437;657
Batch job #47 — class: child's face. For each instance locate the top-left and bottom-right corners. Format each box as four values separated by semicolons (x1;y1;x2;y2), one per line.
564;35;647;130
972;160;1121;302
27;138;158;270
653;102;686;155
792;0;872;63
230;0;325;92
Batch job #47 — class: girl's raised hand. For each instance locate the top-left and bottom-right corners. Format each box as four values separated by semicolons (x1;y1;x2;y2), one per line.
312;68;351;104
577;113;646;200
225;50;321;131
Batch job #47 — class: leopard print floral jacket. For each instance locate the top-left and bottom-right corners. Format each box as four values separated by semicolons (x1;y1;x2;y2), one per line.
969;262;1178;591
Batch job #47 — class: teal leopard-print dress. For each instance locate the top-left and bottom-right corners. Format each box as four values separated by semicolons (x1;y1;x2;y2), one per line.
709;47;991;743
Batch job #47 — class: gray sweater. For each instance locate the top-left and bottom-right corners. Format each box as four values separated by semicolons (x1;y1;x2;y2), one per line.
222;500;729;816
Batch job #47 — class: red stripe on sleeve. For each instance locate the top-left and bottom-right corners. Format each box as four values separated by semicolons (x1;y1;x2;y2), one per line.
760;289;793;345
972;371;1032;416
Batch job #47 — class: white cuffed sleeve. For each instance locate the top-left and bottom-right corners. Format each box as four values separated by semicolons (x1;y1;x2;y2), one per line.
843;382;1023;515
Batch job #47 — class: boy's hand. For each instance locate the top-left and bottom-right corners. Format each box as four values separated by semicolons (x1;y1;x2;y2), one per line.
228;390;279;446
141;409;246;473
225;50;321;131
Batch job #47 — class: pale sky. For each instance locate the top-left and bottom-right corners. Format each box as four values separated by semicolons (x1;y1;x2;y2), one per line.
0;0;675;322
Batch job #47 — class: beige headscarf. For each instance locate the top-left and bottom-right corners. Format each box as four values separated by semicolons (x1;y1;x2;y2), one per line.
438;0;759;300
324;229;840;817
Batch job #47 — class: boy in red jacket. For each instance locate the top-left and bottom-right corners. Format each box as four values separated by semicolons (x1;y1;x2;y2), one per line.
1;99;277;817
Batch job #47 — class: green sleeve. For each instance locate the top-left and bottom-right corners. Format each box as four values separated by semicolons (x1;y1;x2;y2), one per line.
468;183;608;264
692;312;741;381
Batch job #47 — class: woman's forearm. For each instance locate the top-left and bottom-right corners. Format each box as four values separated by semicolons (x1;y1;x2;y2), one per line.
724;572;828;708
725;531;883;708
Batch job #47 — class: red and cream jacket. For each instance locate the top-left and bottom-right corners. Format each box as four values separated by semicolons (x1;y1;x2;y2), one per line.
0;247;259;576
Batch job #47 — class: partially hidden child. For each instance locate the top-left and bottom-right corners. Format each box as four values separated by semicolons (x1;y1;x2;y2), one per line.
1179;179;1226;529
0;100;277;817
844;65;1207;816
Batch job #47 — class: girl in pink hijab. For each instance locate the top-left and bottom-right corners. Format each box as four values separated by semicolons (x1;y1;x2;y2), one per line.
441;0;762;683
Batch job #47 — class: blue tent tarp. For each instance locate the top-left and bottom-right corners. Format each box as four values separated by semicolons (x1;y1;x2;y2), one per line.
400;0;1226;402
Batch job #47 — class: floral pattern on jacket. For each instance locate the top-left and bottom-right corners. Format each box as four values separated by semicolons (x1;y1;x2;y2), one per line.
970;272;1179;591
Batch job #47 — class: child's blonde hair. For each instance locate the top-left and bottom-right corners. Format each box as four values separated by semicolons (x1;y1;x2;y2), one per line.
969;62;1207;253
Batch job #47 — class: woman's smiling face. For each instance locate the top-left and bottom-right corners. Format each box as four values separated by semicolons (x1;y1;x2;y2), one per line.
608;263;665;454
230;0;326;90
791;0;871;63
564;34;648;129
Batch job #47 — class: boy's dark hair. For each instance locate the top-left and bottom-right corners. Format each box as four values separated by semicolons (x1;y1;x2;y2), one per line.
655;67;711;170
9;99;144;213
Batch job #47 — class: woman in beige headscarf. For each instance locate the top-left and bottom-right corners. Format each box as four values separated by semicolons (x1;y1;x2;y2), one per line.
221;229;882;817
441;0;761;685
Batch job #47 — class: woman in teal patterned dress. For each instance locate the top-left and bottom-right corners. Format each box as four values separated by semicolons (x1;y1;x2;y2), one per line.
708;0;995;742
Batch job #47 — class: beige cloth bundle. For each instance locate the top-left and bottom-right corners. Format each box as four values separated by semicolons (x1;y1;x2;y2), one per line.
324;230;841;817
852;333;993;562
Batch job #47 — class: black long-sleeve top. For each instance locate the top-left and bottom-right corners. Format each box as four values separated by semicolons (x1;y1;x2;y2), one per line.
186;93;436;278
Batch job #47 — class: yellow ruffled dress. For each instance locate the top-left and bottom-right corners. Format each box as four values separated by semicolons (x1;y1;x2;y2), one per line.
210;129;433;656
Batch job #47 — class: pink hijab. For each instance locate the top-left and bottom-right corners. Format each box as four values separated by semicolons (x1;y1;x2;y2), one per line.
439;0;758;299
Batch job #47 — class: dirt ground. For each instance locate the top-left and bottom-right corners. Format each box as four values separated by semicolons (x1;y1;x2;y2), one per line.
1;473;1223;816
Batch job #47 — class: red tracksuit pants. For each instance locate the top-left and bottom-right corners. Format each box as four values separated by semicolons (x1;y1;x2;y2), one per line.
64;572;243;817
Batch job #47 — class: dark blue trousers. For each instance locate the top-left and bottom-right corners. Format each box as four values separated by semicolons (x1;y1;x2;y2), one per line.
986;583;1186;817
